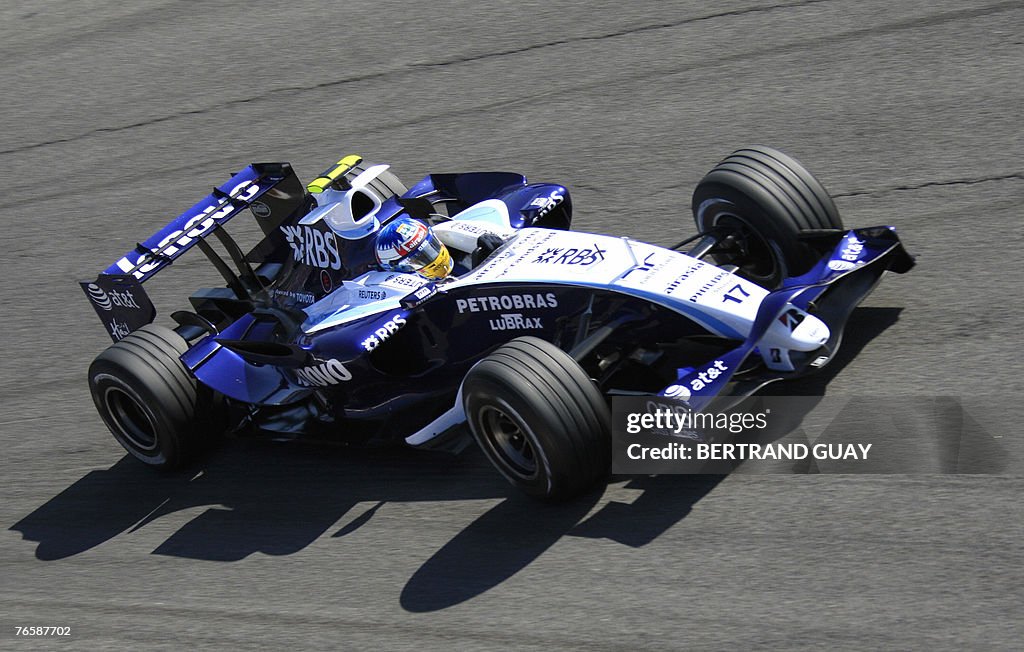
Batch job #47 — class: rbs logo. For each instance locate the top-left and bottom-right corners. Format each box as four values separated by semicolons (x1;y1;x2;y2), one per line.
361;314;407;351
280;225;343;270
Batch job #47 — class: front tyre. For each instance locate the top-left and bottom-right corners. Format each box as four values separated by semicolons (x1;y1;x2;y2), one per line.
88;324;225;468
463;337;610;500
692;145;844;288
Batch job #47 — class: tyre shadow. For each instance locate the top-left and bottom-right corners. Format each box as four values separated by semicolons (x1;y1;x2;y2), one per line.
8;442;503;562
398;307;905;611
400;473;725;612
8;307;903;610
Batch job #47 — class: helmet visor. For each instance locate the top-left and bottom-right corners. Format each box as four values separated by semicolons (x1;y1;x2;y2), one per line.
392;231;453;279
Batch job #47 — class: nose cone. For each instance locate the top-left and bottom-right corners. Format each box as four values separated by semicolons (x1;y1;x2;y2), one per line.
790;314;830;350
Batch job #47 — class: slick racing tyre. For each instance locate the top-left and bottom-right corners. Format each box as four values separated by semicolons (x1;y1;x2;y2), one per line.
692;145;844;288
88;324;226;469
463;337;610;500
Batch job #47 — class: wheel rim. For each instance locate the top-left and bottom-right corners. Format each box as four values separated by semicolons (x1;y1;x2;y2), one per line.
709;213;780;285
478;405;538;479
103;386;158;451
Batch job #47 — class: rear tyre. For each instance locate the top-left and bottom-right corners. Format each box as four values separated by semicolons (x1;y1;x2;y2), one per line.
344;160;408;199
692;145;844;288
463;337;610;500
88;324;226;469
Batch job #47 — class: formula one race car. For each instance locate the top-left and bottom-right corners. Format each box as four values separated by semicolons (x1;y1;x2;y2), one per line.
82;147;913;499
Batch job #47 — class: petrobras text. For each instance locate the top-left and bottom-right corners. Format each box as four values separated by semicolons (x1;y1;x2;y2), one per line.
456;292;558;314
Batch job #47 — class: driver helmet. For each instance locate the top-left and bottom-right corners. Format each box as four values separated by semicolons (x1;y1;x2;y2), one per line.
375;217;453;280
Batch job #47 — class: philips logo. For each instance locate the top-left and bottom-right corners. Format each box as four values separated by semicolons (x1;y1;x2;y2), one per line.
688;271;729;303
251;201;272;218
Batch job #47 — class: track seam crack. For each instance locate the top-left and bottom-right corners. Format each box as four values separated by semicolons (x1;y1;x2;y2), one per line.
408;0;834;68
0;0;835;157
2;0;1020;163
833;172;1024;198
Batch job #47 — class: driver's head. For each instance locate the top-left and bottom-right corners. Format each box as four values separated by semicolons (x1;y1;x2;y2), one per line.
374;217;453;280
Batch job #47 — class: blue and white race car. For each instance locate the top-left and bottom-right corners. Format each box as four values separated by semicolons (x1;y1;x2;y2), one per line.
82;147;913;499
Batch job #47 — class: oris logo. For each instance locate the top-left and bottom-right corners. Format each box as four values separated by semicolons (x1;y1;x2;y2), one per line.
295;360;352;387
88;284;141;311
251;201;272;218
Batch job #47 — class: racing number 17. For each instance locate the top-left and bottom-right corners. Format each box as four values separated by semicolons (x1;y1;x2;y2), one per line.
722;284;750;304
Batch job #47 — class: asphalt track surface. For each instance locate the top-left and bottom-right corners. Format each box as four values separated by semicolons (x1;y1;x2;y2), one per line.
2;1;1023;649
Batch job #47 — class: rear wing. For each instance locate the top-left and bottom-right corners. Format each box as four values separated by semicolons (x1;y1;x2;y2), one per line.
80;162;306;341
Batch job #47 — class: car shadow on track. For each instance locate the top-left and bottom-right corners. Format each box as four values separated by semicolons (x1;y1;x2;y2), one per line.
400;473;724;612
8;308;904;609
399;307;907;611
8;442;508;562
